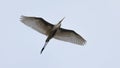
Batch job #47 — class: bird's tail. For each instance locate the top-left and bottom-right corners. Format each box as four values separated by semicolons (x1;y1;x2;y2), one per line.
40;42;48;54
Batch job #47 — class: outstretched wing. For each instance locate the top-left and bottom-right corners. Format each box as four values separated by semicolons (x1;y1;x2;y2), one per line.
20;16;54;35
54;28;86;45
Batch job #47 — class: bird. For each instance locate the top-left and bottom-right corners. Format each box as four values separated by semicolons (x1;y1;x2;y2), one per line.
20;16;86;54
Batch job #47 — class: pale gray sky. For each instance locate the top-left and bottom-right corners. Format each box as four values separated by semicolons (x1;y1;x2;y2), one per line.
0;0;120;68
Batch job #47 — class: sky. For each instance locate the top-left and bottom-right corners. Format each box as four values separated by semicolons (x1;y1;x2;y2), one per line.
0;0;120;68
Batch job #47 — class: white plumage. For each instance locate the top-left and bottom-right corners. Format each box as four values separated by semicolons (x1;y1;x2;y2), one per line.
20;16;86;54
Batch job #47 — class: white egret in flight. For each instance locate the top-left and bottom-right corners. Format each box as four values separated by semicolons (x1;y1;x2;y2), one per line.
20;16;86;54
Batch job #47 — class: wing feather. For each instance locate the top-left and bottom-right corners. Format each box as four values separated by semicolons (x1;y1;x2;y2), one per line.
20;16;54;35
54;28;86;45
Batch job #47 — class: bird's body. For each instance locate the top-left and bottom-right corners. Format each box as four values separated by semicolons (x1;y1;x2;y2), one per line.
20;16;86;54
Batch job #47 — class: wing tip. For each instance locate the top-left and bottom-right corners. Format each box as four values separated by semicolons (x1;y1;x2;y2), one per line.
76;39;86;46
20;15;31;23
81;40;87;46
20;15;28;19
20;15;26;22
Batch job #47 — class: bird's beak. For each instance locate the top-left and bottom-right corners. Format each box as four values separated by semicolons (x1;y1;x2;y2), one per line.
57;17;65;25
60;17;65;23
